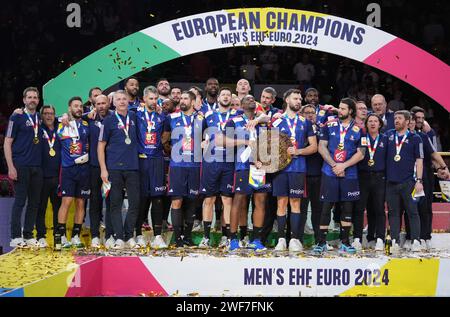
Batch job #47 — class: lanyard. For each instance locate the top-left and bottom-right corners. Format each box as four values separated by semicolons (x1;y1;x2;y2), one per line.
70;120;81;144
285;114;298;139
115;111;130;138
218;110;231;131
181;112;193;136
144;107;156;132
43;129;56;149
24;109;38;139
203;99;217;112
395;131;409;156
367;134;380;160
339;120;353;146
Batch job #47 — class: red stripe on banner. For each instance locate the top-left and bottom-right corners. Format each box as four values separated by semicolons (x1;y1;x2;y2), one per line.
364;37;450;112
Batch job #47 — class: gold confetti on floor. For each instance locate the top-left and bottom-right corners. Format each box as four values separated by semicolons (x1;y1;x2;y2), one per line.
0;249;75;289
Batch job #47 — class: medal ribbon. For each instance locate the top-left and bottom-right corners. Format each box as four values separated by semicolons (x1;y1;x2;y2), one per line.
367;134;380;161
339;120;353;146
144;107;156;132
395;131;409;157
43;129;56;149
285;114;298;140
181;112;193;137
115;111;130;139
24;109;39;139
218;110;231;131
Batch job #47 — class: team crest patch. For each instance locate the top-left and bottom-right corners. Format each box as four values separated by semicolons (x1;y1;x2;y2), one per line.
319;110;326;116
360;136;368;146
352;126;360;133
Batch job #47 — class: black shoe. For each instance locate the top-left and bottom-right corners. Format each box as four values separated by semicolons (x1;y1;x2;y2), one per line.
183;237;194;247
175;238;184;248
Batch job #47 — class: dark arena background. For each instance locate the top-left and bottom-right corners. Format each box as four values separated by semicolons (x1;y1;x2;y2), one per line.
0;0;449;304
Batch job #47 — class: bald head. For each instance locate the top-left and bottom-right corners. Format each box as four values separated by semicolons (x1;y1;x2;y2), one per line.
94;94;110;116
236;79;251;96
371;94;387;115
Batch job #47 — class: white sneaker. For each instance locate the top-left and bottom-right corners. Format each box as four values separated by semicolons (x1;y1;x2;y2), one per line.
367;240;376;249
136;235;147;248
218;236;229;248
25;238;39;248
304;225;314;235
61;235;72;248
38;238;48;248
239;235;250;248
274;238;287;251
126;238;138;249
288;238;303;252
425;239;433;250
198;237;210;248
375;238;384;251
91;237;101;249
420;239;427;250
10;238;27;248
326;243;334;251
192;220;202;232
391;239;401;254
151;235;168;249
105;236;115;249
113;239;125;249
71;235;84;248
403;240;412;251
411;239;422;252
351;238;362;251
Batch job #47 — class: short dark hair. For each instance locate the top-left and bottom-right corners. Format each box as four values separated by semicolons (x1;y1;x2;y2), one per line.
182;90;196;101
124;77;138;86
23;87;40;98
305;88;319;95
219;87;233;95
170;86;182;94
283;88;302;100
340;98;357;118
40;105;56;115
189;86;204;98
68;96;83;107
301;104;316;113
394;110;411;121
156;78;169;86
262;87;277;98
206;77;219;84
88;87;102;98
410;106;426;116
364;113;384;131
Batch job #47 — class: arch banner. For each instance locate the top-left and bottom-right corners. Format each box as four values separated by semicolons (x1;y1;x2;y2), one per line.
44;8;450;113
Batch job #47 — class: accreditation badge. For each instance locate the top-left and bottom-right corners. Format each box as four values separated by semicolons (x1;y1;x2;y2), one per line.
182;136;194;153
333;149;347;163
70;142;82;156
145;132;157;145
249;165;266;189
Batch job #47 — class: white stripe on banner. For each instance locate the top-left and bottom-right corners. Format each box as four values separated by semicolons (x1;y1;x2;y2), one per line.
140;9;396;62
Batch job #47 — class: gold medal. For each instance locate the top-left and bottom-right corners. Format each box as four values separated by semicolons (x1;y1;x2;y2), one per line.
368;159;375;167
49;148;56;157
338;143;344;150
394;154;401;162
33;137;40;144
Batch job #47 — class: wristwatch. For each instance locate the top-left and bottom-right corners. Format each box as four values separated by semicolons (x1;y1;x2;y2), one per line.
437;166;448;171
415;178;423;183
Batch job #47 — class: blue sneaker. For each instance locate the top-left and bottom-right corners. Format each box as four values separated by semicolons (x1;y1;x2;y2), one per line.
229;239;240;251
313;243;327;254
248;239;266;251
339;243;357;254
